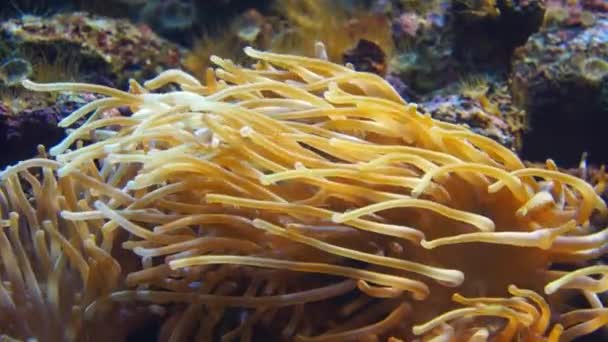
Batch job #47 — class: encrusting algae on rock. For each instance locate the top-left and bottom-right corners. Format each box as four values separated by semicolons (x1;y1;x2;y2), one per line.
1;45;607;341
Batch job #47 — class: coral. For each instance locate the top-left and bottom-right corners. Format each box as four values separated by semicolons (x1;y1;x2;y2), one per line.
1;47;607;341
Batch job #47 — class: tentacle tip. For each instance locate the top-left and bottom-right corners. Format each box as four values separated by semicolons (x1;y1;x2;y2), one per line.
516;208;528;217
125;180;137;190
410;189;423;198
331;213;345;223
48;146;61;156
420;240;434;249
436;272;465;288
413;292;429;301
209;55;222;63
243;46;257;56
20;78;34;88
411;326;426;336
259;176;273;186
544;285;557;295
167;260;181;271
56;167;70;178
251;219;265;229
57;120;70;128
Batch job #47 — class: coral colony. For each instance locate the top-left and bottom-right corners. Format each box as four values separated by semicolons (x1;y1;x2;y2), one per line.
1;45;608;341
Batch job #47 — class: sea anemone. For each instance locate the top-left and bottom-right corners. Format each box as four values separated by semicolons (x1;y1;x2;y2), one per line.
0;147;122;341
579;57;608;84
1;45;607;341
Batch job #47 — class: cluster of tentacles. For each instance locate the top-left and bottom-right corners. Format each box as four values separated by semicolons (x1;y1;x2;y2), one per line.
1;45;608;341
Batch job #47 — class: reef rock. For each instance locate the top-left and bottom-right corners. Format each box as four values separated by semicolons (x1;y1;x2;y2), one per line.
0;12;187;167
452;0;546;67
0;93;98;168
419;85;525;151
0;12;186;87
388;0;545;95
389;3;459;94
511;16;608;166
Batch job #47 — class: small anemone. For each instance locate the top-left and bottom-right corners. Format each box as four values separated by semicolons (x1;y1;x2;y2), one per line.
458;74;492;99
579;57;608;83
0;58;32;86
